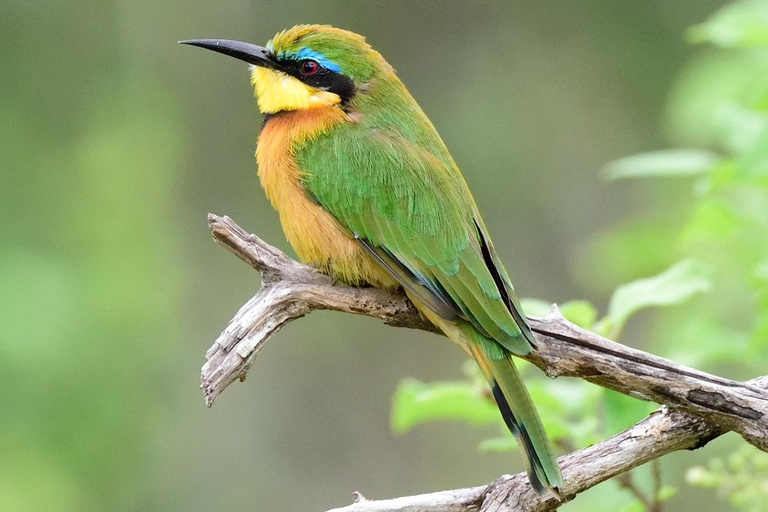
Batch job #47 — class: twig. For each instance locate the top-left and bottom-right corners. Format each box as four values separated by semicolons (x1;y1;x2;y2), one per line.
616;472;653;511
201;214;768;511
651;460;664;512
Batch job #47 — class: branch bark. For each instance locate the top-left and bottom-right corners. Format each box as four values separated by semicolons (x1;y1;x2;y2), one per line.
324;408;716;512
202;214;768;511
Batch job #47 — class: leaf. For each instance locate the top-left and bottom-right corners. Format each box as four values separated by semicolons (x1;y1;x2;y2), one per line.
603;149;722;180
658;485;678;501
391;379;500;434
608;259;714;335
715;103;768;155
603;389;656;435
520;298;552;318
686;466;720;487
567;416;602;448
591;316;614;338
617;502;645;512
661;316;751;368
559;300;598;329
680;198;740;247
522;299;597;329
527;379;602;446
688;0;768;48
736;123;768;180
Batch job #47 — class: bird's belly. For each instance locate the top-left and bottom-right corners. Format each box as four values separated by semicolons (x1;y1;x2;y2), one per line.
256;107;397;289
279;192;396;288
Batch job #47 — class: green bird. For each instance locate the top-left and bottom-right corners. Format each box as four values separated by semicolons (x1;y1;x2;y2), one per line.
182;24;563;496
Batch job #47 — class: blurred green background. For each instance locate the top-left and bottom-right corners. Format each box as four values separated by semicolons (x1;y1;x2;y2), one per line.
3;0;768;511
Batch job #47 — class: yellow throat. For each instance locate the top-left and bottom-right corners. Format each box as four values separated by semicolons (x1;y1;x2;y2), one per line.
250;67;342;114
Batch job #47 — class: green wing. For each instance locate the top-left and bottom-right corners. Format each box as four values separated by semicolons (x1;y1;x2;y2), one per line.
297;126;535;356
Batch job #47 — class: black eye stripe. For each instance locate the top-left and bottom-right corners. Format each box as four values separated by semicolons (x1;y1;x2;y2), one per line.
278;57;356;102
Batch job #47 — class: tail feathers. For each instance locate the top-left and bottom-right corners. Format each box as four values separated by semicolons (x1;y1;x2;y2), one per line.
470;342;564;497
403;295;563;497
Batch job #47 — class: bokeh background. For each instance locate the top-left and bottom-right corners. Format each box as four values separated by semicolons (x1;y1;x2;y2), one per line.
3;1;766;511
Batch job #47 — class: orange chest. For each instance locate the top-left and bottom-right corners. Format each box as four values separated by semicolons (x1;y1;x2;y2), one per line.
255;108;346;250
256;107;342;216
254;107;396;288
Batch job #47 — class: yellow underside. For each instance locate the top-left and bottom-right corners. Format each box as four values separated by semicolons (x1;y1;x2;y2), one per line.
256;106;398;289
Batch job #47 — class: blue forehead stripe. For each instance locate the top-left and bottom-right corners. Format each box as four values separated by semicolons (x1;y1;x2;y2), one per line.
284;47;342;73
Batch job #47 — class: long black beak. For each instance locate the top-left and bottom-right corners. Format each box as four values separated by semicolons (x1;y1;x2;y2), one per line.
179;39;284;71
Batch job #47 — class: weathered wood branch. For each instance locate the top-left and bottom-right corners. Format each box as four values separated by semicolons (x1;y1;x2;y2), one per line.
324;408;717;512
201;214;768;511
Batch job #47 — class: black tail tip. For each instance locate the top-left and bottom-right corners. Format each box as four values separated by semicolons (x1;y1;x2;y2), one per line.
530;478;563;501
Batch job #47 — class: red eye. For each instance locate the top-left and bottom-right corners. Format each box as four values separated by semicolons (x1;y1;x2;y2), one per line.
300;59;320;75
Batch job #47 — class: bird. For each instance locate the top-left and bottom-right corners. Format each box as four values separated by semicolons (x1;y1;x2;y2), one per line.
181;24;563;497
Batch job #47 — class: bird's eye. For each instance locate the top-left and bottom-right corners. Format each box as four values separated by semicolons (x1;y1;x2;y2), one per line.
299;59;320;76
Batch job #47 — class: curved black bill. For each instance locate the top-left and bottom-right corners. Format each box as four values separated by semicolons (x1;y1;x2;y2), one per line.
179;39;283;70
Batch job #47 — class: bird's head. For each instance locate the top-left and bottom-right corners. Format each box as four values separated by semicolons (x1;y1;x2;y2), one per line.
181;25;389;114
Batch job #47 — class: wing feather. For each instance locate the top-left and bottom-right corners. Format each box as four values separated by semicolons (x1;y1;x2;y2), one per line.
297;125;534;355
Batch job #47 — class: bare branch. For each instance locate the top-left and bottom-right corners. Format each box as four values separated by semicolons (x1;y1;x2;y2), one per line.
203;216;768;444
325;407;716;512
201;214;768;510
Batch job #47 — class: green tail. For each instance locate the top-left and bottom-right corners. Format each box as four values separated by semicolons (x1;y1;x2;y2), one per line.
466;328;564;497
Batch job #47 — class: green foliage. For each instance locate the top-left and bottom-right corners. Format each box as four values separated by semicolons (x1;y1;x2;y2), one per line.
391;1;768;510
391;378;499;434
603;149;722;180
686;446;768;512
606;259;713;338
688;0;768;48
558;301;598;330
519;298;598;329
390;260;709;452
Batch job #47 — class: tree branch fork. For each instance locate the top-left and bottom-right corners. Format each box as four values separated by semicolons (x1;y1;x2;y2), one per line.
202;214;768;512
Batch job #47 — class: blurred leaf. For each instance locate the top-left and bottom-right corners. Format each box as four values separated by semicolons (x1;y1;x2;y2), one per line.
665;52;768;148
680;198;740;247
686;466;719;487
604;149;722;180
659;485;678;501
661;317;750;368
521;299;596;329
689;0;768;48
753;260;768;349
537;379;602;417
575;216;679;295
686;446;768;511
603;390;656;435
559;301;598;329
558;415;602;449
527;379;602;447
617;500;646;512
755;259;768;283
520;298;552;318
608;259;714;335
526;381;566;416
391;379;499;434
526;385;572;442
736;123;768;180
715;103;768;155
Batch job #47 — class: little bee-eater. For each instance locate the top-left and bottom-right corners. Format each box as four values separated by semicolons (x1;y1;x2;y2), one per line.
182;25;563;496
